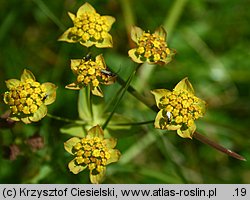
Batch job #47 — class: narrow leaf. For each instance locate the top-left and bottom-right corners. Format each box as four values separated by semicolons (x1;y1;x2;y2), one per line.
102;70;136;130
78;87;92;121
60;124;86;138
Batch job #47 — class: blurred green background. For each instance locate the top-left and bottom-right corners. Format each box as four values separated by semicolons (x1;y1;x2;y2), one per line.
0;0;250;183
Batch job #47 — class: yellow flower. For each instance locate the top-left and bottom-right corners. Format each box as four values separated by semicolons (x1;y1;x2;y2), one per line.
151;77;206;139
3;69;57;124
128;26;176;65
58;2;115;48
65;54;116;97
64;125;121;184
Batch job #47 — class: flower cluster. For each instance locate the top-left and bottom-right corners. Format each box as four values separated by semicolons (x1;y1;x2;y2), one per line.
151;78;206;138
3;69;57;124
64;125;120;184
128;26;175;65
66;54;115;97
58;2;115;48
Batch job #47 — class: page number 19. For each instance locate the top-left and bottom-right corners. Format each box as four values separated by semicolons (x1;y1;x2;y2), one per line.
234;188;246;196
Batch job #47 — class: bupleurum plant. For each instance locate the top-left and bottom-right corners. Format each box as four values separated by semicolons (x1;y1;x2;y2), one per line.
3;69;57;124
151;77;206;138
65;54;116;97
128;26;175;65
1;1;246;184
64;125;120;184
58;2;115;48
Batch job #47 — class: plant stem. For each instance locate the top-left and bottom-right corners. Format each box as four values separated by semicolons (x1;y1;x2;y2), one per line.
87;85;93;121
193;131;246;161
163;0;188;38
102;69;136;130
33;0;66;31
47;113;86;125
104;82;124;113
120;0;135;47
116;75;158;112
119;131;158;164
111;119;154;126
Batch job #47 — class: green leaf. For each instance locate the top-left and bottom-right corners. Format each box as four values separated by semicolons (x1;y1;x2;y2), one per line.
102;70;136;130
105;113;144;138
119;131;158;165
91;95;105;125
138;166;183;183
78;87;92;121
78;87;106;125
60;124;86;138
28;165;52;184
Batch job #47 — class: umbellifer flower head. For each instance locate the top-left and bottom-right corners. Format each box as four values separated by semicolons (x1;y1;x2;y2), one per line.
64;125;121;184
128;26;175;65
3;69;57;124
151;77;206;139
66;54;115;97
58;2;115;48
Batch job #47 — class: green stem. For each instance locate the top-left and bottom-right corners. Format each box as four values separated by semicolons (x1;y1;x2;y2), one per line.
87;86;93;121
193;131;246;161
120;0;135;45
163;0;188;38
119;131;158;164
32;0;66;31
116;75;158;112
47;113;86;125
111;120;154;126
104;82;124;113
102;69;136;130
